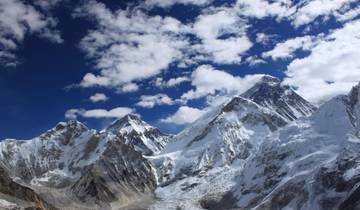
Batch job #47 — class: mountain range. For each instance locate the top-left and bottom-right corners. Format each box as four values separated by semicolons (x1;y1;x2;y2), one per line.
1;75;360;210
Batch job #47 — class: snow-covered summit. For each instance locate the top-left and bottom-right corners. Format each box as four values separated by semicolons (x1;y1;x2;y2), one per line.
39;120;89;144
153;95;288;186
242;75;317;121
105;114;170;155
106;114;149;133
226;82;360;210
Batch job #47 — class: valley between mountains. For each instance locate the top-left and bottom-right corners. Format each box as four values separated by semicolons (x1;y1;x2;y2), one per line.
1;75;360;210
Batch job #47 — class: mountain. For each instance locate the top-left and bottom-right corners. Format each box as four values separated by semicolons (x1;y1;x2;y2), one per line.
154;96;288;183
242;75;317;121
0;164;57;210
105;114;170;155
210;82;360;210
0;119;158;209
149;75;317;209
2;76;360;210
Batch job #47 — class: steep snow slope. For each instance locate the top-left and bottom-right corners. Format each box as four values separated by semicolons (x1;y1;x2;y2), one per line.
0;119;157;210
149;76;318;209
154;96;287;183
153;75;316;183
105;114;170;155
225;82;360;210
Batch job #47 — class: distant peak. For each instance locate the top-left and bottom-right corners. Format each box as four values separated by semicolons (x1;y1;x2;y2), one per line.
124;113;142;121
55;120;88;131
106;113;148;133
258;75;281;85
113;113;143;124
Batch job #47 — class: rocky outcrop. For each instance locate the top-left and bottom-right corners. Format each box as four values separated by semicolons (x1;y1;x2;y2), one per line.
0;164;57;210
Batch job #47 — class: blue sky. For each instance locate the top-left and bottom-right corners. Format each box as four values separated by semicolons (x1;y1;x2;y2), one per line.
0;0;360;139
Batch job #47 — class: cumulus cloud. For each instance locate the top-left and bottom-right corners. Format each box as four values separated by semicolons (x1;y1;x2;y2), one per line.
292;0;357;27
136;94;174;108
181;65;264;101
255;33;278;44
154;76;190;88
144;0;211;8
89;93;108;102
335;5;360;22
76;1;190;90
166;76;191;87
76;1;254;92
235;0;357;27
161;106;206;125
283;19;360;104
0;0;62;66
192;10;252;64
245;56;266;67
262;35;318;60
65;107;133;119
119;83;139;93
236;0;293;20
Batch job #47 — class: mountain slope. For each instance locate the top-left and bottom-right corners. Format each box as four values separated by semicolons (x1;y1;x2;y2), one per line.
149;76;318;209
220;82;360;210
0;119;157;210
0;164;57;210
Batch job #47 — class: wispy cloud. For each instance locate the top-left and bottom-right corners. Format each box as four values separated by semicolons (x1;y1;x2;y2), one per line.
65;107;133;119
0;0;62;66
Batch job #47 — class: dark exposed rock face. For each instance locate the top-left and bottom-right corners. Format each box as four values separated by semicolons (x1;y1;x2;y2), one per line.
242;75;317;121
0;165;57;210
70;141;156;209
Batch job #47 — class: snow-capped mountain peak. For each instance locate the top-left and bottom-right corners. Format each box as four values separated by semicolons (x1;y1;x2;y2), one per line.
106;114;150;134
242;75;316;121
106;114;170;155
39;120;89;144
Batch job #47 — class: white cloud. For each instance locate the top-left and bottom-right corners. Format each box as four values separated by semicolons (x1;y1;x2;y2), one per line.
136;94;174;108
236;0;293;20
119;83;139;93
245;56;266;67
181;65;264;101
283;19;360;104
192;10;252;64
292;0;357;27
76;1;189;90
255;33;277;44
161;106;206;125
335;5;360;22
0;0;62;66
262;35;317;60
235;0;357;28
65;107;133;119
80;73;110;87
166;76;191;87
144;0;211;8
154;76;190;88
76;1;257;92
89;93;108;102
64;109;79;119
